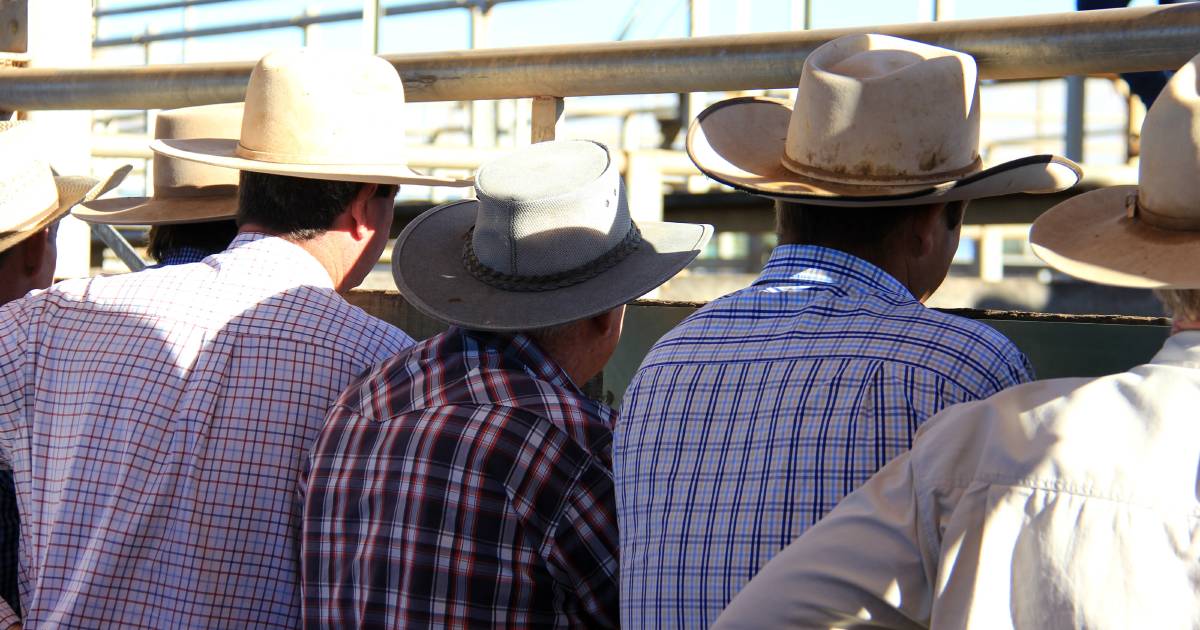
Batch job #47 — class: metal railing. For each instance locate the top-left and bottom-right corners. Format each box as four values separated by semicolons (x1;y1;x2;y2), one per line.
5;4;1198;111
93;0;531;48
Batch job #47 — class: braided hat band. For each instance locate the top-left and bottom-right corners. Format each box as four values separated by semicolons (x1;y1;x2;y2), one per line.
462;222;643;292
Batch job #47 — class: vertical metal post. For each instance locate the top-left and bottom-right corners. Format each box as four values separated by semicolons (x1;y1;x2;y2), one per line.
978;227;1005;282
790;0;812;31
1065;75;1086;162
25;0;94;278
735;0;751;33
470;2;496;149
531;96;563;143
363;0;381;53
626;151;666;297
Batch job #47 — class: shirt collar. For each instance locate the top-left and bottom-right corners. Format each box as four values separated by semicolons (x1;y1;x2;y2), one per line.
753;244;913;299
220;232;335;290
457;327;582;393
1150;330;1200;368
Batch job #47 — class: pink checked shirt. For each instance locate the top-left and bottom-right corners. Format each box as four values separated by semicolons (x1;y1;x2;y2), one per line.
0;233;412;628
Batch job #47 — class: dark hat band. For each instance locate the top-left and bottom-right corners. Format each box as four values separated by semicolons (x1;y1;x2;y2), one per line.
462;222;643;293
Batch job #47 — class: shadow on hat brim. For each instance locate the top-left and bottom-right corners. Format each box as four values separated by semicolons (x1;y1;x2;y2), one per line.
0;165;130;253
687;96;1083;207
75;194;237;226
1030;185;1200;289
152;138;474;187
393;200;713;331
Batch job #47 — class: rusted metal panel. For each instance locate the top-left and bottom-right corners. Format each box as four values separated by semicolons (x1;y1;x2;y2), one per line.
346;291;1171;409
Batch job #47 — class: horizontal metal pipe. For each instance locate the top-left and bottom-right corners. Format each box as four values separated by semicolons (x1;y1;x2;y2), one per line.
94;0;241;18
93;0;520;48
6;4;1199;111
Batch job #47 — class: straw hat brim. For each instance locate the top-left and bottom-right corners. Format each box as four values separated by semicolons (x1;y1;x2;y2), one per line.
393;200;713;331
152;138;474;187
75;194;237;226
687;96;1082;207
0;166;130;253
1030;185;1200;289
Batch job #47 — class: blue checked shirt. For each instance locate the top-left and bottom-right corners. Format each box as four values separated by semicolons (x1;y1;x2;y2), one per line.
613;244;1033;629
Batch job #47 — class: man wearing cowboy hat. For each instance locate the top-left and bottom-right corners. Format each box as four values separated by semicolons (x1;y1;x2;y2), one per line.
0;49;468;628
713;50;1200;630
0;122;126;628
75;102;243;266
614;33;1082;628
300;139;711;628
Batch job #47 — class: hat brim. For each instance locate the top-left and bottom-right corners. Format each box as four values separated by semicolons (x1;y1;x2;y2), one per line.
74;194;237;226
1030;185;1200;289
152;138;473;187
0;165;130;253
687;96;1083;207
393;200;713;331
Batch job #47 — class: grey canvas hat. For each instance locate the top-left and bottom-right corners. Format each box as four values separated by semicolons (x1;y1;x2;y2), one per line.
393;139;713;331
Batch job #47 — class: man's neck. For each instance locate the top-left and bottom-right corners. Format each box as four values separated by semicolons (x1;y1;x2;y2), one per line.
237;225;346;290
1172;318;1200;335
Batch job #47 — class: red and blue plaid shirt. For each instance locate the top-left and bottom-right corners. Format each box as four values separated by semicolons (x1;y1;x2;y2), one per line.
0;233;412;628
301;327;619;629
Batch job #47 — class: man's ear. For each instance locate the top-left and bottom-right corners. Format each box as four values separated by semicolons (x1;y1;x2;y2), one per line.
587;305;626;338
908;203;945;259
19;228;51;275
345;183;379;240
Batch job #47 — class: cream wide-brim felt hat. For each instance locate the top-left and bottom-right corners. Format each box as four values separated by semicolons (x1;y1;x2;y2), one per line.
687;34;1081;206
151;49;471;187
394;140;713;331
0;123;131;253
1030;52;1200;289
76;102;244;226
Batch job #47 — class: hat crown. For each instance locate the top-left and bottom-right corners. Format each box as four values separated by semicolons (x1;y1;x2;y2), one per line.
471;140;631;277
1137;56;1200;229
785;33;981;185
153;103;242;198
235;49;408;166
0;122;61;234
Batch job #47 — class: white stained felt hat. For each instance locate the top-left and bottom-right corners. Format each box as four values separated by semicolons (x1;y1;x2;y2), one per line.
0;122;130;253
76;103;243;226
393;140;714;331
150;49;472;187
687;33;1082;207
1031;51;1200;289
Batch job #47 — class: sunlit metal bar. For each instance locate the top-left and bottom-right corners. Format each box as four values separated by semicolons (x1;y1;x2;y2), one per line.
6;5;1199;111
94;0;240;18
92;0;525;48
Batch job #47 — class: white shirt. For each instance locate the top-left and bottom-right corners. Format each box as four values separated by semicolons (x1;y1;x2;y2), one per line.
715;331;1200;630
0;233;413;628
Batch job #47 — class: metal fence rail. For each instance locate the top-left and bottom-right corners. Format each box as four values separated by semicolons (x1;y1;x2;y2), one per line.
93;0;527;47
4;4;1199;111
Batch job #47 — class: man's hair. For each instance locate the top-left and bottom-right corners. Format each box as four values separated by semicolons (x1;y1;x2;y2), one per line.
1154;288;1200;321
147;219;239;263
775;199;967;248
236;171;397;240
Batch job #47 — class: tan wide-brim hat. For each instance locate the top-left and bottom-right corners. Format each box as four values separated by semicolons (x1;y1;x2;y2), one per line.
394;140;712;331
76;103;243;226
1030;53;1200;289
687;34;1081;206
152;49;470;187
0;166;131;254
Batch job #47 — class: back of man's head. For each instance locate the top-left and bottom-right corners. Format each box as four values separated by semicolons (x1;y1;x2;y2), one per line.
0;223;57;305
776;199;967;301
148;220;239;264
775;199;965;250
237;171;397;240
1156;289;1200;328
